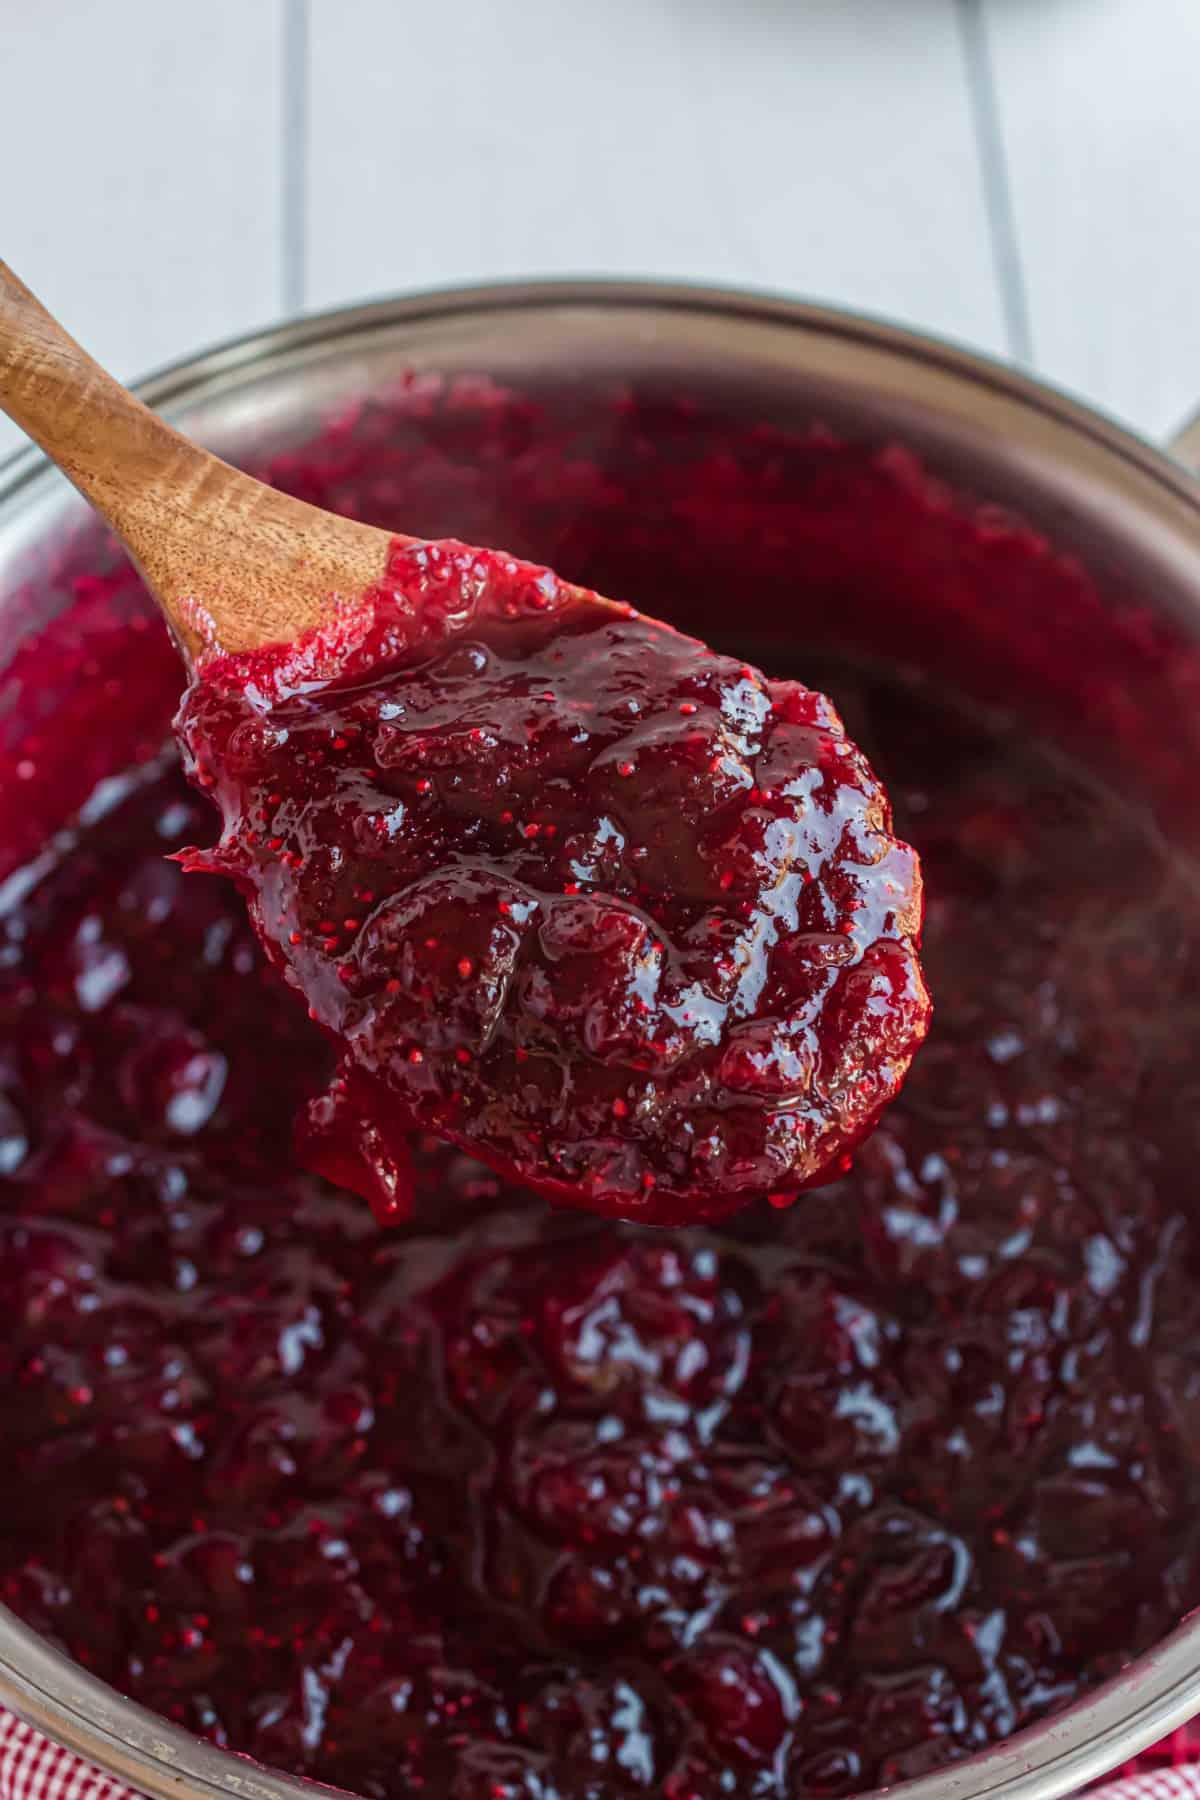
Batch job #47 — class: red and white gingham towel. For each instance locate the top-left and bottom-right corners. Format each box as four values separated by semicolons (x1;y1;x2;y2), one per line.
1096;1778;1200;1800
0;1713;135;1800
3;1704;1200;1800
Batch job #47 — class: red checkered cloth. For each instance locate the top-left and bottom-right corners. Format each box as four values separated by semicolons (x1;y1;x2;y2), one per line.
0;1713;133;1800
1;1705;1199;1800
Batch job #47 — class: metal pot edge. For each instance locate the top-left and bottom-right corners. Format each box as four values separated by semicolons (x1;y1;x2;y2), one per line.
1;276;1199;1800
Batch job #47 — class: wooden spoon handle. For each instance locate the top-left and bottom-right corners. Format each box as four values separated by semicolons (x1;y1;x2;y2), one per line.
0;259;171;468
0;260;395;666
0;259;209;559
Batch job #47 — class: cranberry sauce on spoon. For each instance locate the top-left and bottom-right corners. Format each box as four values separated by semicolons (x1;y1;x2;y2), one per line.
175;542;929;1225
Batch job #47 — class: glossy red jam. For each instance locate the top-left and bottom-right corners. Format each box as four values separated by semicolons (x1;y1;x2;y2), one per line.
1;376;1199;1800
176;550;928;1226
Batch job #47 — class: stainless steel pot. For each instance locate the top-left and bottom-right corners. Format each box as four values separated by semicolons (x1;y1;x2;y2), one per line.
1;280;1199;1800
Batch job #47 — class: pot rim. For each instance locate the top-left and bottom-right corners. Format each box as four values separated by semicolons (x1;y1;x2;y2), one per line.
3;275;1199;509
1;276;1199;1800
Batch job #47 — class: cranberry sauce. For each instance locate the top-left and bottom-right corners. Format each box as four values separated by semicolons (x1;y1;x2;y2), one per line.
1;657;1198;1799
176;548;928;1226
0;377;1199;1800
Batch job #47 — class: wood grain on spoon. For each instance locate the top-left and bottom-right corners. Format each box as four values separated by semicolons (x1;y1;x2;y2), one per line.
0;259;402;668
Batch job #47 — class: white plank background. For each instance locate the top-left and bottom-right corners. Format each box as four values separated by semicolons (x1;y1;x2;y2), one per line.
985;0;1200;444
306;0;1005;351
1;0;1197;461
1;1;286;460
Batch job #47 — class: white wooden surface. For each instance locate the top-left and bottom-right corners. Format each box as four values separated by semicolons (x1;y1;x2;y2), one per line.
2;0;1197;460
985;0;1200;443
306;0;1005;350
1;1;286;460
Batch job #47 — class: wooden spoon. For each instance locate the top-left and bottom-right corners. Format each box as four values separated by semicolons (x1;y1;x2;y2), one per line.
0;261;616;671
